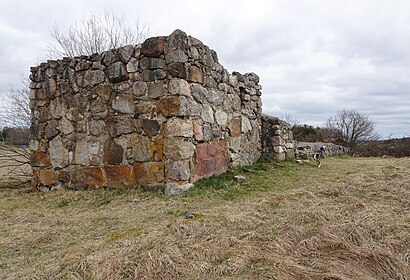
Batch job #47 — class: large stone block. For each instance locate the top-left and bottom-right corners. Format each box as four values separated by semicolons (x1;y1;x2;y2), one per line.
126;58;139;73
103;138;124;165
44;121;59;140
191;84;207;103
104;165;135;187
147;162;165;185
74;139;91;166
193;119;204;141
272;136;285;146
70;167;106;189
130;134;151;162
106;116;137;137
169;78;190;96
188;66;204;84
141;36;165;57
156;96;182;117
132;81;147;98
39;169;58;186
50;98;66;119
241;116;252;133
164;118;193;137
167;29;189;52
150;137;163;161
165;50;188;64
229;116;242;137
165;160;190;181
140;57;166;70
167;63;187;79
193;140;229;180
201;104;214;124
148;81;167;99
215;109;228;126
142;119;160;137
133;162;148;184
106;62;128;83
206;89;225;105
119;45;135;62
30;151;51;167
49;136;68;168
164;138;195;160
111;94;135;114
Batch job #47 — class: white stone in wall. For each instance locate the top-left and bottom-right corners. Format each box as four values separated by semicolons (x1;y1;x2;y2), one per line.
215;109;228;126
74;139;89;165
112;95;135;114
201;104;214;124
49;136;68;168
241;116;252;133
273;146;285;154
165;118;194;137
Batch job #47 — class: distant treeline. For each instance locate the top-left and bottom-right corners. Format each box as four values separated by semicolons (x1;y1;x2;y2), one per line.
291;124;409;157
352;138;410;158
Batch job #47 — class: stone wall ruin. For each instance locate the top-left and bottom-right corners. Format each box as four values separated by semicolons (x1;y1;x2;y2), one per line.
29;29;263;193
261;114;295;161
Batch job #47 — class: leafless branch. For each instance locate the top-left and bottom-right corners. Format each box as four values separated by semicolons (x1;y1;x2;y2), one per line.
326;109;378;147
48;11;150;58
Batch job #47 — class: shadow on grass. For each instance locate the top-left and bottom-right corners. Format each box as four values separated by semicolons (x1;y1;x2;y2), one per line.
187;156;300;200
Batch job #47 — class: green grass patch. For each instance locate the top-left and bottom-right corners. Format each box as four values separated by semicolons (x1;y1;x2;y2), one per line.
188;157;301;200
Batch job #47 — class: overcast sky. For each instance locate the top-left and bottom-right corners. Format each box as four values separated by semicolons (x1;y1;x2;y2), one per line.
1;0;409;138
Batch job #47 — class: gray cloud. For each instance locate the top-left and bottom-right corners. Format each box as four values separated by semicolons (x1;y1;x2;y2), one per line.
0;0;409;138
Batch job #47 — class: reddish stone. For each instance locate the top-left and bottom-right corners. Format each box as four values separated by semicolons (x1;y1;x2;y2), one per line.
39;169;58;186
193;140;229;181
103;138;124;165
105;165;135;187
141;36;165;57
71;167;106;189
156;96;181;117
193;119;204;141
208;139;228;156
188;66;204;84
133;163;148;184
32;168;40;188
214;152;229;174
30;151;51;167
150;138;163;161
58;170;70;187
229;116;242;137
147;162;165;185
195;143;208;159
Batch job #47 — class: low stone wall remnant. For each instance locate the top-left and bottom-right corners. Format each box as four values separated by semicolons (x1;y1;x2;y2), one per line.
261;114;295;161
29;29;263;193
296;142;350;159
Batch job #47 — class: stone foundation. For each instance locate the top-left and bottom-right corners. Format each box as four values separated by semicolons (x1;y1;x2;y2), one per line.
261;114;294;161
29;29;262;191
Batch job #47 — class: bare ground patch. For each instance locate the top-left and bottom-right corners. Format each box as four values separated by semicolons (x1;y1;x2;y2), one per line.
0;157;409;279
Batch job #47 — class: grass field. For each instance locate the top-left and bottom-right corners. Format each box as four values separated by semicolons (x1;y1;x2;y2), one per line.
0;156;409;279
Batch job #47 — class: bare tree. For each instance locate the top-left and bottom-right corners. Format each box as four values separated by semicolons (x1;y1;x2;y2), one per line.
326;109;378;147
3;82;30;134
48;12;150;58
0;79;31;185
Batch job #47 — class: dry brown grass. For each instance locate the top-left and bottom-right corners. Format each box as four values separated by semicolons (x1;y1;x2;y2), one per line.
0;157;409;279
